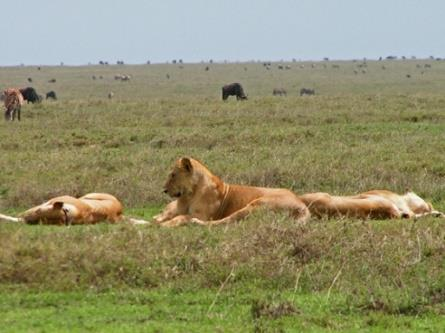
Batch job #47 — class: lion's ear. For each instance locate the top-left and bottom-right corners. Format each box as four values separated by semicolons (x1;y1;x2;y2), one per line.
53;202;64;210
181;158;193;172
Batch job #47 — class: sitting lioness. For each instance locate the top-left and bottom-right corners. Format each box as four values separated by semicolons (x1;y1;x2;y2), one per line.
0;193;124;225
154;157;310;227
299;190;444;219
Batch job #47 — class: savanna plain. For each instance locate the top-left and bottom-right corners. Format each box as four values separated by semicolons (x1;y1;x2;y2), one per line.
0;59;445;332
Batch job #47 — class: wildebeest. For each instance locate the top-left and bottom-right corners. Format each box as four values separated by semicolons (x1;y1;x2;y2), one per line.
300;88;315;96
19;87;41;104
108;91;114;99
222;83;247;101
27;77;32;83
46;91;57;100
272;88;287;96
114;74;131;81
3;88;24;121
48;78;56;83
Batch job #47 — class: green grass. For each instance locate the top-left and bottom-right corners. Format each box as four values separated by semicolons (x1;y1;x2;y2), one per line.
1;59;445;331
1;288;444;333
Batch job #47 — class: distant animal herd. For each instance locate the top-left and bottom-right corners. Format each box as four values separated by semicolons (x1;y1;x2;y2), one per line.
2;57;439;120
1;86;57;121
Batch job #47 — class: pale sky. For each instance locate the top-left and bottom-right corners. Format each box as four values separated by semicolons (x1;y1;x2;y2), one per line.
2;0;445;65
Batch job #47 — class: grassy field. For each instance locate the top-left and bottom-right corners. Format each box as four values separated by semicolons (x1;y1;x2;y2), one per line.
1;59;445;332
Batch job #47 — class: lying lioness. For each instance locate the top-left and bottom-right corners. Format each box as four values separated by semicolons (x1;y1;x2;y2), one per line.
0;193;125;225
154;157;310;227
299;190;444;219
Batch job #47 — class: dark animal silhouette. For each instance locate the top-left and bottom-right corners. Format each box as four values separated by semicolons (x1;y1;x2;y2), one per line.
46;91;57;100
19;87;41;104
222;83;247;101
273;88;287;96
300;88;315;96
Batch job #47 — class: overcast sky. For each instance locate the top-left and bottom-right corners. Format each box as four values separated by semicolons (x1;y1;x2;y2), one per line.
2;0;444;66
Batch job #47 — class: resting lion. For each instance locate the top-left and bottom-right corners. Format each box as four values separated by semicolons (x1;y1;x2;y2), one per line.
0;193;148;225
153;157;310;227
299;190;444;219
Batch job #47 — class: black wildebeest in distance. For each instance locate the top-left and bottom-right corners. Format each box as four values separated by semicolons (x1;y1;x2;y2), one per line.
300;88;315;96
19;87;41;104
46;91;57;100
273;88;287;96
222;83;247;101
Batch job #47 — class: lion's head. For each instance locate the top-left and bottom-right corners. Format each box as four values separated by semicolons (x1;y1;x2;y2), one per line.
20;201;66;224
163;157;198;198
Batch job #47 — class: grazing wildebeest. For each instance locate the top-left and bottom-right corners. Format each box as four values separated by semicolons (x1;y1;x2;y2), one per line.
273;88;287;96
46;91;57;100
19;87;41;104
300;88;315;96
222;83;247;101
27;77;32;83
115;74;131;81
3;88;24;121
48;78;56;83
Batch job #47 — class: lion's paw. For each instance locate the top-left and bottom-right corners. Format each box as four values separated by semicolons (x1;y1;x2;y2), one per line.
191;218;207;225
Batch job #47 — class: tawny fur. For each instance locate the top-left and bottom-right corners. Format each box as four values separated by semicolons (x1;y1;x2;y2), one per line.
3;88;24;121
299;190;444;220
153;157;310;227
1;193;124;225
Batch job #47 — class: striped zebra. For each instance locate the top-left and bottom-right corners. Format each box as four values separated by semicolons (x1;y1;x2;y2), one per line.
3;88;24;121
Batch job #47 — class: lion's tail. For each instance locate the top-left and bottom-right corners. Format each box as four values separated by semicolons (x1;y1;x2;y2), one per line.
0;213;23;223
124;216;152;225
